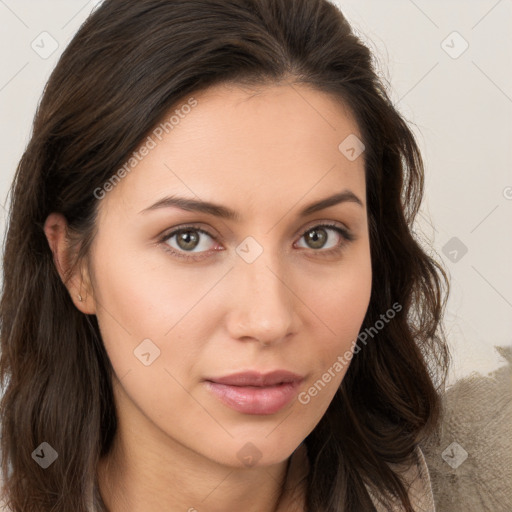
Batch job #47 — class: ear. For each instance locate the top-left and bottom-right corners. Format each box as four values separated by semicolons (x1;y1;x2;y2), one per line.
43;213;96;315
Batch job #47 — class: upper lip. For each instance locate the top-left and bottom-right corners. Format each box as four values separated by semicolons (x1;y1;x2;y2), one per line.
206;370;304;387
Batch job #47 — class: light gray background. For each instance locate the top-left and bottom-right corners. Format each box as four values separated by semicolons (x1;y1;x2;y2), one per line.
0;0;511;387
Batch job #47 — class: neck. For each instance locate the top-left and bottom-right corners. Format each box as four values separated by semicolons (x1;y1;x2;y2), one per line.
95;383;308;512
97;438;307;512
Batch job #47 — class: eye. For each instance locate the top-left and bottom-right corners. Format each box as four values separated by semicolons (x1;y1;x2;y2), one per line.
295;223;354;256
158;222;355;261
161;224;218;261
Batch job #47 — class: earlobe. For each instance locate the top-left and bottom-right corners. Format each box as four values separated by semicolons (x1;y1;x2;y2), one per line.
76;260;96;315
43;213;96;315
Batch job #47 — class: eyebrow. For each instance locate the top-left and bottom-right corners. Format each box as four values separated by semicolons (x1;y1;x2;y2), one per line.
138;190;363;221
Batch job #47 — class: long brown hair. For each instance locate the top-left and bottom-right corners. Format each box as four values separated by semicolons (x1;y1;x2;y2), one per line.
0;0;450;510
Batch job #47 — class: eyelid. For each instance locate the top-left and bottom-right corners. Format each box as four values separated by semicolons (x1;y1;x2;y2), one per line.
297;219;352;238
158;223;219;246
159;219;352;241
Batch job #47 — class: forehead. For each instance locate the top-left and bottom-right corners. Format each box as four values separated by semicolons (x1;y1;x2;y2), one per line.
98;82;366;221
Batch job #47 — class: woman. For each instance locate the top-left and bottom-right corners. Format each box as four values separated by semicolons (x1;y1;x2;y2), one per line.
0;0;450;510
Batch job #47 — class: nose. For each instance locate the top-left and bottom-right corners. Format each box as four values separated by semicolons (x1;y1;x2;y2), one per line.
226;248;297;346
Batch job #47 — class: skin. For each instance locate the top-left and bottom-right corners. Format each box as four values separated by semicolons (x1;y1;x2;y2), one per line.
44;81;372;512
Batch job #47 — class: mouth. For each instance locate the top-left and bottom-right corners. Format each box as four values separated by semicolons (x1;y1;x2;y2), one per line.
204;370;304;415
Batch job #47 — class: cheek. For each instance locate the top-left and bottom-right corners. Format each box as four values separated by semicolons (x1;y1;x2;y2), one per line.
89;236;214;376
311;248;372;341
300;255;372;397
294;260;371;416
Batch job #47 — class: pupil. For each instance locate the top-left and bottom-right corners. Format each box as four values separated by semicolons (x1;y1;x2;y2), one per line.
179;230;198;250
308;228;326;249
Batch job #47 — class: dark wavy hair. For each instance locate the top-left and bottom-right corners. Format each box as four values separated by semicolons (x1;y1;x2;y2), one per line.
0;0;450;510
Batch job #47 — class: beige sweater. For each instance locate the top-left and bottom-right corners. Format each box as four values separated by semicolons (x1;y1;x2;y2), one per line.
420;345;512;512
366;446;436;511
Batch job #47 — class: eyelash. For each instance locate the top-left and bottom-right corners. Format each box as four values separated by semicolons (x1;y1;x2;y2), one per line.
158;222;355;262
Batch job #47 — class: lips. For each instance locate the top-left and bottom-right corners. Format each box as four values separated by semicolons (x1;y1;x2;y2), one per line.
207;370;303;387
204;370;304;415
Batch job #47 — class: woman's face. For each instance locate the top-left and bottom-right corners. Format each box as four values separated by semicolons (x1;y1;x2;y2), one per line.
85;82;372;468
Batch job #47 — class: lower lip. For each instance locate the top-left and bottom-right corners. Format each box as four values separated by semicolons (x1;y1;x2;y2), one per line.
205;380;301;415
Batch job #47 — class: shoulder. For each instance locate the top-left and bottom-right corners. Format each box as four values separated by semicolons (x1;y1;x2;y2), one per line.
0;453;12;512
367;445;436;512
0;487;10;510
287;442;436;511
419;350;512;511
0;483;12;512
401;445;436;512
